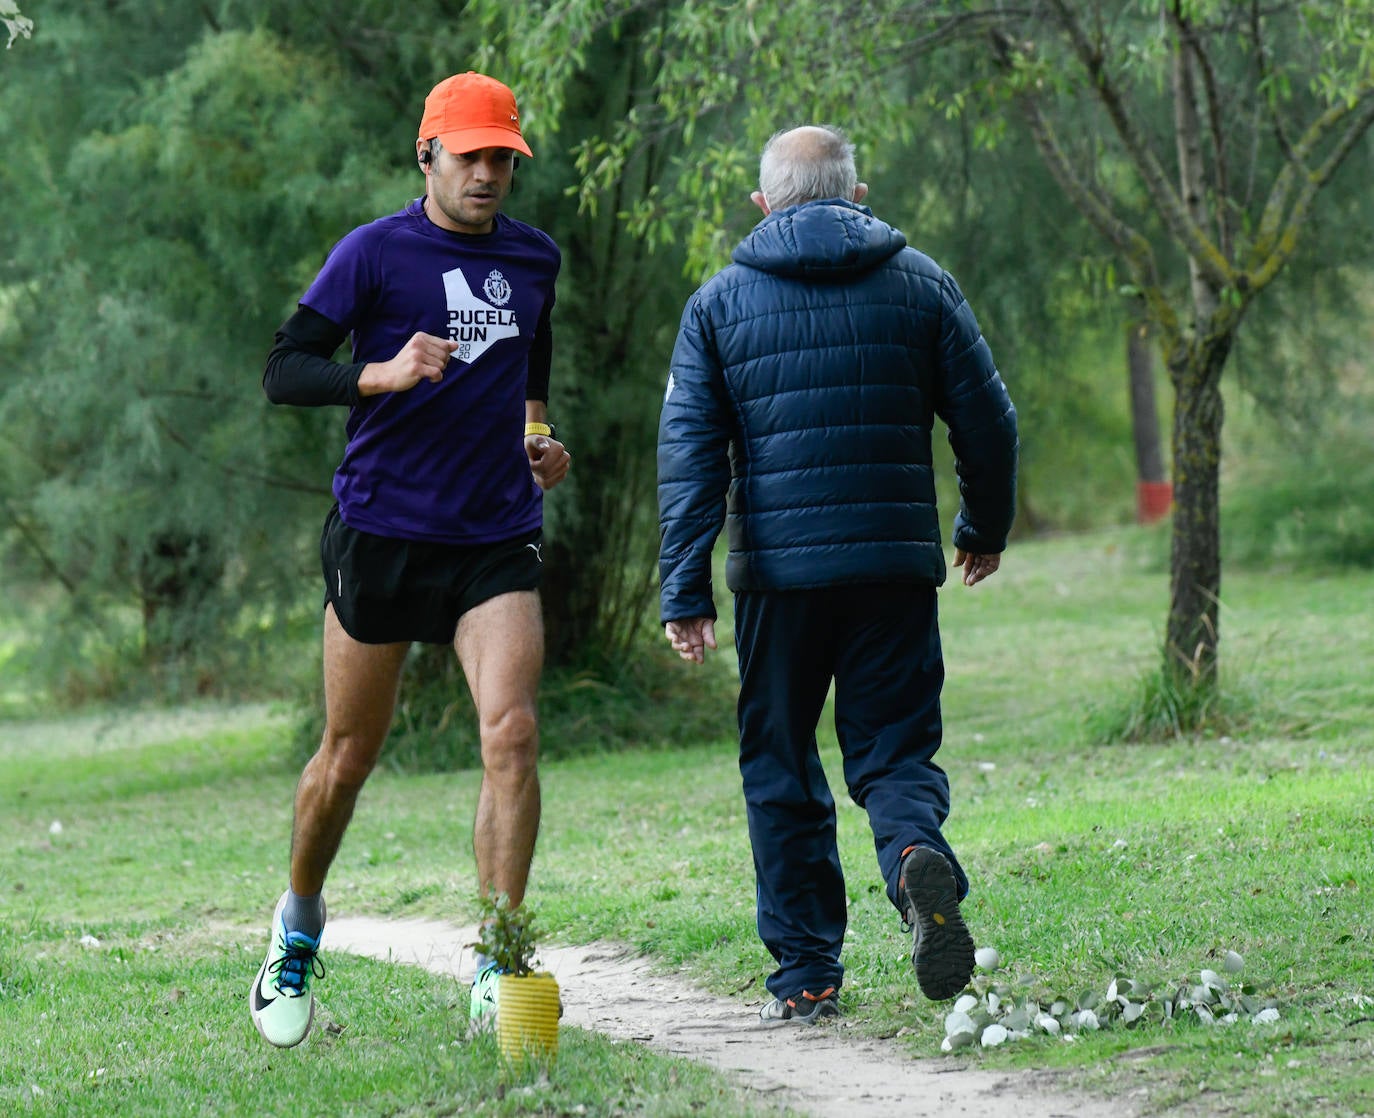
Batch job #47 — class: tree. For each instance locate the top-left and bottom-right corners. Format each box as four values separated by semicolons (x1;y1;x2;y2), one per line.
7;1;1365;719
216;1;698;671
0;20;397;688
990;1;1374;692
489;0;1374;703
454;4;704;668
1;2;700;701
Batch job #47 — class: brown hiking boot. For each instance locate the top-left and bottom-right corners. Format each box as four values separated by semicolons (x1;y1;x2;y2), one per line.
899;846;975;1001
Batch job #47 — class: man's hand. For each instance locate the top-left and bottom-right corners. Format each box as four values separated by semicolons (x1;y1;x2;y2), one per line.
664;618;717;664
358;332;458;396
953;549;1001;587
527;436;571;491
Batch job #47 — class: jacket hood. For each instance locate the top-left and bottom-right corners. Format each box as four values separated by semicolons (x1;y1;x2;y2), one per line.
731;198;907;279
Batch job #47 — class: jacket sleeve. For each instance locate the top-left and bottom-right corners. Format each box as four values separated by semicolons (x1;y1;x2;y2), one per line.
657;296;732;623
933;271;1019;554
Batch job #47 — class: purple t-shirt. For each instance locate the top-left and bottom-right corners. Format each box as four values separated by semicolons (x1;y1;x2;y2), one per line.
301;200;561;544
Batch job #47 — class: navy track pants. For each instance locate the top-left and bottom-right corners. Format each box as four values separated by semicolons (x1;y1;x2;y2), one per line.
733;583;967;1001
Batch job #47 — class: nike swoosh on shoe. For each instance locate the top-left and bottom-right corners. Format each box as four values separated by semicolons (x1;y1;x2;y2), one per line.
251;958;277;1013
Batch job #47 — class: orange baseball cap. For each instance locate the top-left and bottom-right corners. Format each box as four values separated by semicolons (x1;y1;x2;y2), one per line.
418;72;533;158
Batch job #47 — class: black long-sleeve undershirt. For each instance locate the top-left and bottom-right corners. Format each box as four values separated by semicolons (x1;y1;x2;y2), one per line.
262;305;363;407
262;303;554;407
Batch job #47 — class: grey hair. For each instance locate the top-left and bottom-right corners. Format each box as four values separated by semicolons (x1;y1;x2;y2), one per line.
757;125;857;210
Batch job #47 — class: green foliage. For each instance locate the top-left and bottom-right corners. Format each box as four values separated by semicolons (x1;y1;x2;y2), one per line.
474;892;542;976
5;0;1373;720
498;21;699;668
0;20;394;695
0;4;531;702
477;0;1374;704
474;0;962;277
862;79;1146;535
1113;378;1374;582
1221;399;1374;572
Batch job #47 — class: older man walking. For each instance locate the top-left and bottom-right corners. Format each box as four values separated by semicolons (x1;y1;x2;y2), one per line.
657;125;1018;1023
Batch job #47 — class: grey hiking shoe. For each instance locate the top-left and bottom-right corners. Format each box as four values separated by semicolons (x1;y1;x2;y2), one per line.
759;986;839;1024
899;846;975;1001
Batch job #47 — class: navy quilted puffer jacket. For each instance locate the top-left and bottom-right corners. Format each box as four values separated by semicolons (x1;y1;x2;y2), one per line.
657;198;1018;623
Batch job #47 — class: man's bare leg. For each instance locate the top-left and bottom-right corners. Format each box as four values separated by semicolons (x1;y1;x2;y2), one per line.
290;605;410;895
252;606;408;1048
455;590;544;907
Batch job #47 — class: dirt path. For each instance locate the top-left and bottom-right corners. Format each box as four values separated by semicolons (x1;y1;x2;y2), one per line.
327;916;1130;1118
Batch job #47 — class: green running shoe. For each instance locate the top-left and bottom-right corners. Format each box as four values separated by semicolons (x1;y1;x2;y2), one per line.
469;960;503;1029
250;891;325;1048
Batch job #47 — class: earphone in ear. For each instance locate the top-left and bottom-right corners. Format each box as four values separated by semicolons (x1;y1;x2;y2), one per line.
419;147;432;166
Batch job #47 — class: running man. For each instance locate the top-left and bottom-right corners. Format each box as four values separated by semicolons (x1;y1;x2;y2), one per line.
250;71;569;1048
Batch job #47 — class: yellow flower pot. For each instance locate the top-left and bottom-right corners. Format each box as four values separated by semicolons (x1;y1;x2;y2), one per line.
497;972;560;1067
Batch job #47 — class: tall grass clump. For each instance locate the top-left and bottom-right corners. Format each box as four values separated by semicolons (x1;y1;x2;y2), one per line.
1088;627;1319;744
1089;656;1255;742
1084;580;1328;743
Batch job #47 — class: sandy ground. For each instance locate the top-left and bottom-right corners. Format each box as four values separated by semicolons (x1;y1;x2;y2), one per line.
327;916;1132;1118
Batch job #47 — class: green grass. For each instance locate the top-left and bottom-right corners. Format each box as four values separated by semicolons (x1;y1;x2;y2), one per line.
0;924;789;1117
0;711;794;1116
3;527;1373;1116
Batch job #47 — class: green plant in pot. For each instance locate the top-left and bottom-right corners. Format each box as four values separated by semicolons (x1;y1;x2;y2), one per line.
471;892;560;1068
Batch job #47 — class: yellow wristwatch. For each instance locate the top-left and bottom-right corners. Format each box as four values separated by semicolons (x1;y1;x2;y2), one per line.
524;422;556;439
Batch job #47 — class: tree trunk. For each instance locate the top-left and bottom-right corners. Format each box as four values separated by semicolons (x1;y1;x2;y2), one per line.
530;22;682;672
1163;8;1228;689
1127;316;1170;523
540;414;658;668
1164;338;1229;686
138;530;221;659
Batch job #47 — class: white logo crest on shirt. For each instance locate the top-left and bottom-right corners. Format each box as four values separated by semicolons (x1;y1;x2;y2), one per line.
483;269;512;306
442;268;520;364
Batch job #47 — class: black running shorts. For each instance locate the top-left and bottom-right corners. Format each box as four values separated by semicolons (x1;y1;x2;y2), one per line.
319;505;543;645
